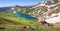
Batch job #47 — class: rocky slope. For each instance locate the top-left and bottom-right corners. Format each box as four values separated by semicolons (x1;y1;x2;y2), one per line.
31;0;60;24
10;0;60;24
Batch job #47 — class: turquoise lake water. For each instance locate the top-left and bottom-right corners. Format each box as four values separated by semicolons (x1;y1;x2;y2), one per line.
15;14;37;20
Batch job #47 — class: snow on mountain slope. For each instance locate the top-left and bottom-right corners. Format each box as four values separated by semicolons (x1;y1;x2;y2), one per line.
45;13;60;23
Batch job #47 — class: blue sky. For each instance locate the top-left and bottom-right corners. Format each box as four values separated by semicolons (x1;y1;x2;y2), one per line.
0;0;44;7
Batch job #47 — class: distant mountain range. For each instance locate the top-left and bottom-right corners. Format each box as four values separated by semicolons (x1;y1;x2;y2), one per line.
15;5;34;8
0;5;34;12
0;6;12;11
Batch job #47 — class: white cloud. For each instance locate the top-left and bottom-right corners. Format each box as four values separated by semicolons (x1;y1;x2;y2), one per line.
0;4;15;7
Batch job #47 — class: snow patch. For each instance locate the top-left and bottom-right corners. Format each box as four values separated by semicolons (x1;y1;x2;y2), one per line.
13;11;16;13
45;13;60;23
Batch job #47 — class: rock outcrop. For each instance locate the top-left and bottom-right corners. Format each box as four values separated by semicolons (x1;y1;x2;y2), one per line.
31;0;60;24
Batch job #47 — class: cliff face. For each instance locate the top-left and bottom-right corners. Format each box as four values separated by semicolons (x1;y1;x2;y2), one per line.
32;0;60;23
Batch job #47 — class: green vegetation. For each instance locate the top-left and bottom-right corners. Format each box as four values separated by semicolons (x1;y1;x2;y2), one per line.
16;9;25;14
25;8;35;13
0;12;37;26
0;10;60;31
16;8;35;14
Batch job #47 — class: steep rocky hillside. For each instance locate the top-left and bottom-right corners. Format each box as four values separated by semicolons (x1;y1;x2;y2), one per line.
31;0;60;24
13;0;60;24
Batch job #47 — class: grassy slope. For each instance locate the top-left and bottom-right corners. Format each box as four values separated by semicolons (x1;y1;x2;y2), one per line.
0;11;60;31
0;12;37;26
0;12;38;31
